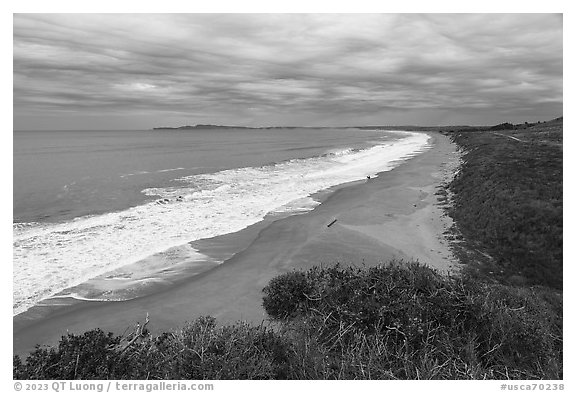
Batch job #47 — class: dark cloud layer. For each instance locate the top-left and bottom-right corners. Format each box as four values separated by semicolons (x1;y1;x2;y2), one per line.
13;14;563;129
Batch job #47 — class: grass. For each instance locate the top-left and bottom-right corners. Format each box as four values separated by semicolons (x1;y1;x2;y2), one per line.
443;118;562;289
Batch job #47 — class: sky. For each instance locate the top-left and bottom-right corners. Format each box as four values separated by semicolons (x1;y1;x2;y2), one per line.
13;13;563;130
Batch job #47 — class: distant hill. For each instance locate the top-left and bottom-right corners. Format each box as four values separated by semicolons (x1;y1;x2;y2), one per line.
489;118;560;131
153;124;253;130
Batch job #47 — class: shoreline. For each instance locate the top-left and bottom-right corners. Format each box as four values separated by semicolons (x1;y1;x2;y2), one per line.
13;131;460;357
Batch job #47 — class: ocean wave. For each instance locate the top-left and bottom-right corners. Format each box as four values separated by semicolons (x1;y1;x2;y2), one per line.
120;167;187;178
46;293;116;302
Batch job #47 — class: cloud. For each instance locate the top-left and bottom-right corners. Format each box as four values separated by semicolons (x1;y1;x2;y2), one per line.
13;13;563;129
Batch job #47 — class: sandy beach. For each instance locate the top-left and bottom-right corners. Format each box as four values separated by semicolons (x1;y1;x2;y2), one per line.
14;131;460;357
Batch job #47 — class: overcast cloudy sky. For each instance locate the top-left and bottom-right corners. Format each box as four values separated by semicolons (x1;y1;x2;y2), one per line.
13;13;562;130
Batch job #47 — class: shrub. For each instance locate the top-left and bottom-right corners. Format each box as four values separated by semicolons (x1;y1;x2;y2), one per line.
148;316;292;379
13;329;123;379
262;271;313;319
262;262;562;379
14;317;292;380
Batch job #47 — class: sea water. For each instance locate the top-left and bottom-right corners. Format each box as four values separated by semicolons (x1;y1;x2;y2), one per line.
13;128;430;315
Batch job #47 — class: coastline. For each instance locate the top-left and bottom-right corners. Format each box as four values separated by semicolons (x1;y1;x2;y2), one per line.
13;131;460;357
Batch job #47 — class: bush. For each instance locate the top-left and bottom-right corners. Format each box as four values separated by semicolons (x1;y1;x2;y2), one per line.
148;316;292;379
14;317;292;380
262;262;562;379
262;271;313;319
13;329;123;379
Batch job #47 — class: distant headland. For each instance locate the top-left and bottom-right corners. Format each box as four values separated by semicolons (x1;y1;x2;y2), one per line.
152;124;470;131
153;124;335;130
153;124;252;130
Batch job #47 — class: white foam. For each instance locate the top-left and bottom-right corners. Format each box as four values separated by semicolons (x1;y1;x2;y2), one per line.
13;131;431;315
120;167;187;178
270;196;321;215
46;293;115;302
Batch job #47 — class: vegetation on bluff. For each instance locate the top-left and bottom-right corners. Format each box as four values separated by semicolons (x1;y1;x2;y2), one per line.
262;263;562;379
445;118;562;289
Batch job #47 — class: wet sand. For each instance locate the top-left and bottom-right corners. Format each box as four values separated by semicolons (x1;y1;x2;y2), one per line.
14;131;460;357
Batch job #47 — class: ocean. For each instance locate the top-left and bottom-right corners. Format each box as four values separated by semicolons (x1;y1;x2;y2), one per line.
13;127;431;316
